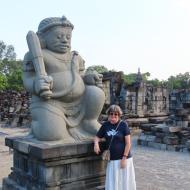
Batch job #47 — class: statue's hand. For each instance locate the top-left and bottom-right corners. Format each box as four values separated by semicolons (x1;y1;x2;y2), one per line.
33;75;53;99
83;73;103;88
83;72;103;88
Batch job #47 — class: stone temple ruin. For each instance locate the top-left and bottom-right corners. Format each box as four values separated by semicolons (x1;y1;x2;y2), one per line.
101;70;190;152
101;70;169;127
102;70;169;117
138;89;190;152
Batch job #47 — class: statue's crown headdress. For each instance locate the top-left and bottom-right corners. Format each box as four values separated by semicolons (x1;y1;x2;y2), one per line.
37;15;74;34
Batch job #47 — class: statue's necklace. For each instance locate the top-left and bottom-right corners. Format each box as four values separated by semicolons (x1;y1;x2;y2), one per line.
46;50;71;62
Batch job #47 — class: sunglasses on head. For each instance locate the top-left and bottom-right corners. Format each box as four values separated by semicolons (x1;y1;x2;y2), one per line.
109;112;119;116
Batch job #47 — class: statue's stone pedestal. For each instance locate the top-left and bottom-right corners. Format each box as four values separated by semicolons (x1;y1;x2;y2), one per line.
2;136;106;190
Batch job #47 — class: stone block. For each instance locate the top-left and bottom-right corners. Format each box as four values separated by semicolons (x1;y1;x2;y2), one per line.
138;134;147;141
147;142;166;150
155;137;162;143
163;136;179;145
148;142;162;150
186;140;190;148
139;123;157;131
166;145;177;151
2;137;106;190
146;135;156;142
137;139;148;146
160;144;167;151
182;147;189;153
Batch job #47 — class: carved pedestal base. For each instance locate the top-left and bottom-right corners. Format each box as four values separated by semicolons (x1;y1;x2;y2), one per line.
2;136;106;190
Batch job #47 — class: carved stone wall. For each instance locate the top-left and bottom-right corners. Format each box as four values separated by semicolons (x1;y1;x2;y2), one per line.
102;72;169;117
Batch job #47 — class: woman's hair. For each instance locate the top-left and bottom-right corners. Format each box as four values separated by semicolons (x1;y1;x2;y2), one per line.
106;104;123;116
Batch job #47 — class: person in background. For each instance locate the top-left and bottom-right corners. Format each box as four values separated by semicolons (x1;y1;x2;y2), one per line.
94;104;136;190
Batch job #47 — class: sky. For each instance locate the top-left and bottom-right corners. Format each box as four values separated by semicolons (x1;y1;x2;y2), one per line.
1;0;190;80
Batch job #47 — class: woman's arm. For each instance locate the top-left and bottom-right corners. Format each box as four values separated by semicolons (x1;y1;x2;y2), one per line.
94;136;101;155
120;135;131;168
123;135;131;157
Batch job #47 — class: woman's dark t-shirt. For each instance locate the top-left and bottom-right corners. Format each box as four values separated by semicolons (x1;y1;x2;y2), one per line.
96;120;132;160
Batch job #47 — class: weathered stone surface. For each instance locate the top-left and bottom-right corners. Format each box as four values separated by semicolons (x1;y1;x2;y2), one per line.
148;142;167;150
149;117;168;124
155;137;162;143
139;123;157;131
163;136;179;145
166;145;177;151
23;16;105;142
151;124;170;133
2;137;106;190
186;140;190;148
168;126;182;133
146;135;156;142
155;132;165;138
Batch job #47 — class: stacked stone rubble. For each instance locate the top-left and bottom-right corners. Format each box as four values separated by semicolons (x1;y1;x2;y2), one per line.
138;108;190;152
0;90;31;127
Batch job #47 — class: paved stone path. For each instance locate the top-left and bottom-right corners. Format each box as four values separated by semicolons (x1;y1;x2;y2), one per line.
0;127;190;190
133;136;190;190
0;126;29;188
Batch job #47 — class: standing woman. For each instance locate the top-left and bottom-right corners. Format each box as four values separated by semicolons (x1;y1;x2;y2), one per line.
94;105;136;190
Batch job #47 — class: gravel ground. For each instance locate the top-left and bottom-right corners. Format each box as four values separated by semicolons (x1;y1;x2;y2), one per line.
0;126;190;190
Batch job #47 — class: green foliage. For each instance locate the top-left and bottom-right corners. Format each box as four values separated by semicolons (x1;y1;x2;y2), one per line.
0;60;23;91
147;78;162;87
123;73;136;85
86;65;109;73
0;59;22;75
167;72;190;90
142;72;150;81
123;72;151;85
6;68;23;91
0;73;8;90
0;41;23;91
0;41;16;61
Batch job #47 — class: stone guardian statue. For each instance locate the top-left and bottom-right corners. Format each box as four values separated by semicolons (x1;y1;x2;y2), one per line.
22;16;105;142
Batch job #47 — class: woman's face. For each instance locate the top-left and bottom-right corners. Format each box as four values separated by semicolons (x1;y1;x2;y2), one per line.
108;112;120;124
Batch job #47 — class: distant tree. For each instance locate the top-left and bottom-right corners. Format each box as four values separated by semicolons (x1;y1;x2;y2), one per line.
0;41;18;75
86;65;109;73
6;68;23;91
147;78;163;87
0;73;8;90
0;41;23;90
142;72;150;81
0;41;16;60
123;73;136;85
123;72;151;85
167;72;190;90
0;59;22;75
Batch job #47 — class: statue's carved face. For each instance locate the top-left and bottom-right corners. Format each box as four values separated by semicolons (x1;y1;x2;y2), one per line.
44;26;72;53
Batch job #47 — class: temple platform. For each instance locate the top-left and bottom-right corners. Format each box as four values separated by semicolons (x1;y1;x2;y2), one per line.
2;136;106;190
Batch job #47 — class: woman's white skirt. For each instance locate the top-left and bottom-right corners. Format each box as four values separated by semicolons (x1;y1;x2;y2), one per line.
105;157;136;190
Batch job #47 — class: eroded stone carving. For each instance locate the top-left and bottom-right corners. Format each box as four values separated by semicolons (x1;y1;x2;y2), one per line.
23;16;105;142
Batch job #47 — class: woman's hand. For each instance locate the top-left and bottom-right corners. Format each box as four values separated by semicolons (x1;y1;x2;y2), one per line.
94;143;101;155
120;157;127;169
